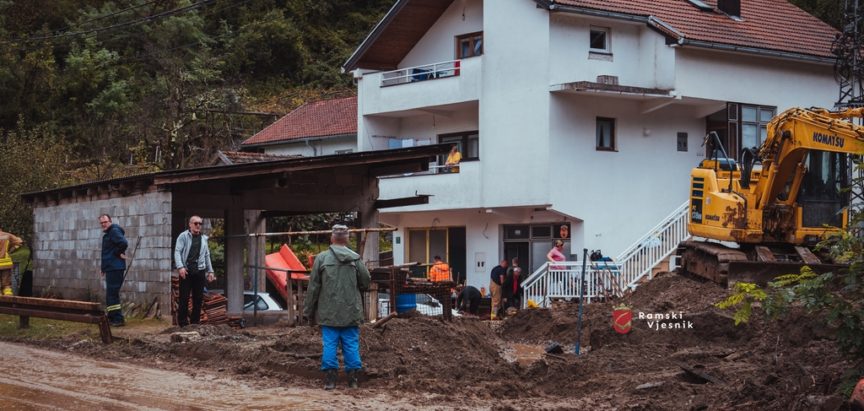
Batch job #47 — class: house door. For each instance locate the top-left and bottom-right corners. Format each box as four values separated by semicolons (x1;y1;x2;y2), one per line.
504;242;529;272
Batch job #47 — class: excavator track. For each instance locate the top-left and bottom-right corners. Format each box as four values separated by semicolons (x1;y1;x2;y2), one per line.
676;240;845;287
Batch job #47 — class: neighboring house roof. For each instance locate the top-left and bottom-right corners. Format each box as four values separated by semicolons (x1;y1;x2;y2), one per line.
212;150;300;165
344;0;837;72
241;96;358;147
543;0;837;62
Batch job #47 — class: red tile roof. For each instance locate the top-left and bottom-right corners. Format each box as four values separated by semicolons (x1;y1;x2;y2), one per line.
553;0;837;60
242;96;357;146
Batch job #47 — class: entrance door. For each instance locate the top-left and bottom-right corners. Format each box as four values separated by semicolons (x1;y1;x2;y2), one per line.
504;242;529;272
448;227;467;284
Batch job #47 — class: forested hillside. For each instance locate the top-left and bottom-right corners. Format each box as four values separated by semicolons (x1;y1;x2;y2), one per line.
0;0;842;236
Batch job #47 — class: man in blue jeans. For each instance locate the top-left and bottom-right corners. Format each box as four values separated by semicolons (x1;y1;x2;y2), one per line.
303;224;371;390
99;214;128;326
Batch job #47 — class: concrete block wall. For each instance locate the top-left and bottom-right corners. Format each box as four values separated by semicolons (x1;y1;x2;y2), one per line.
32;190;173;313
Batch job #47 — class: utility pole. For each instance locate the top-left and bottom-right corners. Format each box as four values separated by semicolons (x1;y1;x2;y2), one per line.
834;0;864;228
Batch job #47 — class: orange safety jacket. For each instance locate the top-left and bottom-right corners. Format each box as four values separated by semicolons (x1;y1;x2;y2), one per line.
428;261;451;282
0;231;23;270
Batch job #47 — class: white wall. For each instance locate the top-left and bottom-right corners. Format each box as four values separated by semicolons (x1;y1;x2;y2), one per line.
549;15;674;89
479;0;551;207
549;94;704;255
400;0;484;67
676;48;836;109
263;136;356;157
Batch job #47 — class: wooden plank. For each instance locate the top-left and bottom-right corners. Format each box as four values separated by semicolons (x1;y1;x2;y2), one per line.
755;246;776;262
286;276;295;326
794;246;822;265
0;296;101;312
0;306;104;324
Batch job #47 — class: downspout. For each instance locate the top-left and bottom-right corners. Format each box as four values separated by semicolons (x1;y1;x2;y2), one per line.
304;138;318;156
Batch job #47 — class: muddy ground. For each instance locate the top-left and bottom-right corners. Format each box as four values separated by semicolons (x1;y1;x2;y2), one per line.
2;271;856;410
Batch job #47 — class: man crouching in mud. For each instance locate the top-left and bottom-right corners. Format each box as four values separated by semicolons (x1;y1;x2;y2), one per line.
303;224;371;390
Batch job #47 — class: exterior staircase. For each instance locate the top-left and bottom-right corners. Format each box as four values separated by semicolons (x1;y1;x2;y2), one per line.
522;201;690;308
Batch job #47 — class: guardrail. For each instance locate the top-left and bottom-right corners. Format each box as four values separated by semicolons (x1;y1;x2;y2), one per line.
0;295;112;343
381;60;461;87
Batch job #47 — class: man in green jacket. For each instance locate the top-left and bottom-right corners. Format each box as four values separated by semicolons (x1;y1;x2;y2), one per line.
303;224;371;390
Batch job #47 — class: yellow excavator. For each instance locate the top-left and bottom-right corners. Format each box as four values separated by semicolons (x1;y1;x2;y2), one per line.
678;107;864;285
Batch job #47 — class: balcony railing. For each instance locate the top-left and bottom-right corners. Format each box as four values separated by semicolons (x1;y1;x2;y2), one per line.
381;60;461;87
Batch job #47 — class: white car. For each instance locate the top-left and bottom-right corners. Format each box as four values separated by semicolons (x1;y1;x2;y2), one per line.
243;291;283;312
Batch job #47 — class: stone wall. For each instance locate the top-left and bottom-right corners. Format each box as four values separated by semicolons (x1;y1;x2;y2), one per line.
32;189;173;313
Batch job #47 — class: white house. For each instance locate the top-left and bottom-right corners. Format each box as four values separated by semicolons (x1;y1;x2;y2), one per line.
241;96;358;156
337;0;838;289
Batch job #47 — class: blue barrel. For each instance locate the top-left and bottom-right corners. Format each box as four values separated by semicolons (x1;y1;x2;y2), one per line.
395;293;416;313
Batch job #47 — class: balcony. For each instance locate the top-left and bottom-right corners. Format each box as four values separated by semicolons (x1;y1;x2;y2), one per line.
359;57;481;115
381;60;461;87
378;160;482;212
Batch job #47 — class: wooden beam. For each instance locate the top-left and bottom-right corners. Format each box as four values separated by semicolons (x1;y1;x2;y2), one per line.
374;195;430;209
368;161;430;177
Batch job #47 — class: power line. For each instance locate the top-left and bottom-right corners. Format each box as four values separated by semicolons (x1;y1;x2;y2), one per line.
7;0;216;44
54;0;161;35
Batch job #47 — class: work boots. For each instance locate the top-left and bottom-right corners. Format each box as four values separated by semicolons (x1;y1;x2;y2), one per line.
323;370;337;390
347;370;359;389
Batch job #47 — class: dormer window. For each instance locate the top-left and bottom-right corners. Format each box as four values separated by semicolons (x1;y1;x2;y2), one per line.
456;32;483;59
589;26;611;53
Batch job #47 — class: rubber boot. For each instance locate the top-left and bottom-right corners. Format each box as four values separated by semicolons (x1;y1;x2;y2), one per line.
347;370;359;389
323;370;337;390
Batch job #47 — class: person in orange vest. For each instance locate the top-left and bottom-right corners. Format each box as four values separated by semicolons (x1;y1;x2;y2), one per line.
852;377;864;411
0;227;24;296
428;255;451;282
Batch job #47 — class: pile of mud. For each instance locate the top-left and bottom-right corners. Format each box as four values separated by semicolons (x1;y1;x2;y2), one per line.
8;271;854;409
498;272;852;409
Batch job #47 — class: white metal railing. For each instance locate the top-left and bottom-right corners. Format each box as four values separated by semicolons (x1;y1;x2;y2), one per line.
522;261;624;308
521;201;690;308
614;201;690;289
381;60;461;87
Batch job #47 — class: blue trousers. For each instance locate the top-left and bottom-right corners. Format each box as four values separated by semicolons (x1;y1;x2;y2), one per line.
104;269;125;323
321;326;362;371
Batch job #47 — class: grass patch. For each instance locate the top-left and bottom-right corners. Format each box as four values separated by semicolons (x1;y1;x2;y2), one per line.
0;314;97;340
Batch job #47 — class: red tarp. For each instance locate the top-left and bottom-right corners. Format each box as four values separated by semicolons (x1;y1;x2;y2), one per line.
265;244;310;302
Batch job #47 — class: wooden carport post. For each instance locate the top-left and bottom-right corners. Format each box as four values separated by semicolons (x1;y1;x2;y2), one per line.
360;175;380;322
226;208;245;315
246;210;266;292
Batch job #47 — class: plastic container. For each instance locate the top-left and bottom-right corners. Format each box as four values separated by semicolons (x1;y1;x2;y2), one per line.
395;293;417;313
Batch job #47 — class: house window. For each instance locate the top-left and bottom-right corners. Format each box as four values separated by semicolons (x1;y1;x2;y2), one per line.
596;117;616;151
726;103;775;159
590;26;611;53
439;131;479;162
456;32;483;59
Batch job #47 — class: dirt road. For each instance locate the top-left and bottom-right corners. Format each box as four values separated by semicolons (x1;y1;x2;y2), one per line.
0;341;416;410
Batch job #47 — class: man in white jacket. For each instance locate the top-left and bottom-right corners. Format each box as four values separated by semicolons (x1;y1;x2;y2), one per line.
173;215;215;326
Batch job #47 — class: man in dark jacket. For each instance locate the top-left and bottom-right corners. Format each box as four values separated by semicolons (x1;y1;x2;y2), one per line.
456;285;481;315
99;214;128;326
303;224;371;390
